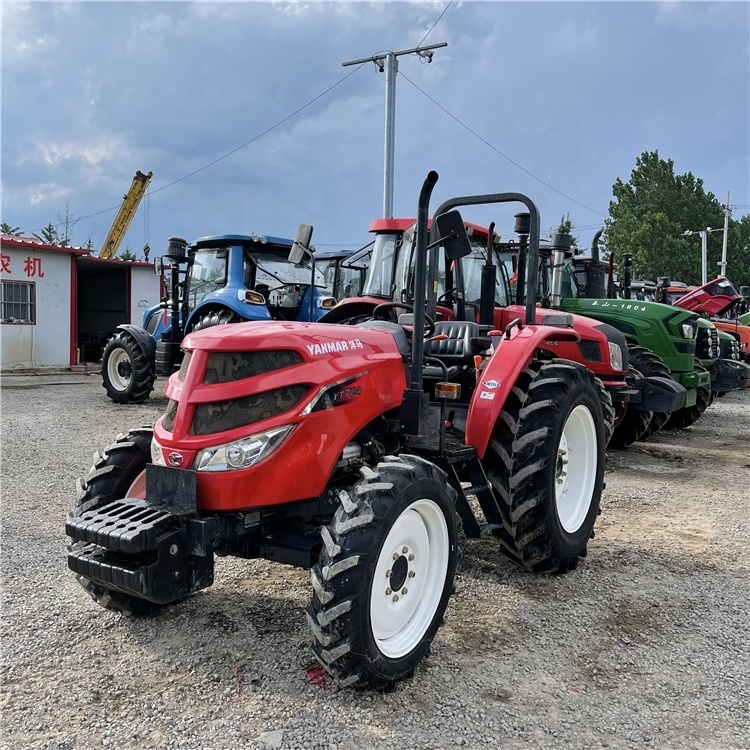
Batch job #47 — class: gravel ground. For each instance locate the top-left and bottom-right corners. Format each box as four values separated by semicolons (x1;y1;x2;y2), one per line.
1;373;748;750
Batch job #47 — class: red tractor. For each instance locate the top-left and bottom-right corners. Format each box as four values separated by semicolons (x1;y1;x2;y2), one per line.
68;173;614;691
321;209;684;449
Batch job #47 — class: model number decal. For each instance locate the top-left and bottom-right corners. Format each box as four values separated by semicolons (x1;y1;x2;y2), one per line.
590;300;647;312
307;339;364;356
334;386;362;402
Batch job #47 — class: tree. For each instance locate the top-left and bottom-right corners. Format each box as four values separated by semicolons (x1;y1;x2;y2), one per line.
604;150;725;285
724;213;750;289
1;222;22;236
32;223;62;246
56;203;79;247
119;248;138;261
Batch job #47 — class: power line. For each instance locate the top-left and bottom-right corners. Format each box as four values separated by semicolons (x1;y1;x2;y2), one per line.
398;71;607;218
417;0;454;46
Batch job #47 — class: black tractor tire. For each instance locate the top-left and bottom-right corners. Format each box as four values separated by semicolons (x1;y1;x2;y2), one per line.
307;455;459;691
627;345;673;439
608;367;653;449
101;331;156;404
191;309;240;332
664;361;712;431
69;427;161;616
484;359;611;574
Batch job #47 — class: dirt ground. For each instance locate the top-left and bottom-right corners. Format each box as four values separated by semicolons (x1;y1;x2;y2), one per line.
1;376;748;750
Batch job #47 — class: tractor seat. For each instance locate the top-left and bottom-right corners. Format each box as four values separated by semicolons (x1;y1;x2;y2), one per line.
424;321;481;366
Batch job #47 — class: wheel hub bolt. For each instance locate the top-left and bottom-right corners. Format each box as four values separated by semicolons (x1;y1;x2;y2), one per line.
402;546;409;554
385;587;392;596
392;552;399;560
392;594;399;602
408;570;416;578
408;553;415;561
401;588;408;595
169;544;179;556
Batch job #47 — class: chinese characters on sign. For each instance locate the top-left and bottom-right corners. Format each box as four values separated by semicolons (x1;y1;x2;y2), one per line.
0;254;45;277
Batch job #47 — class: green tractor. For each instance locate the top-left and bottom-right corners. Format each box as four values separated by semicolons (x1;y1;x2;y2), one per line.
550;231;714;435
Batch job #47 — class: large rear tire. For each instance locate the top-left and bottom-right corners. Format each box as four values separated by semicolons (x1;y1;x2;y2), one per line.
627;345;672;439
485;359;610;573
608;366;653;449
69;428;161;616
191;309;240;331
307;456;459;691
101;331;156;404
664;361;711;430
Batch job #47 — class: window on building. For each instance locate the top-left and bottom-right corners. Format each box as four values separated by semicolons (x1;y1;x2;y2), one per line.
2;281;36;324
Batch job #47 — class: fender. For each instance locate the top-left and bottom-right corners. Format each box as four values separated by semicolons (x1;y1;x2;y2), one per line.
115;324;157;359
465;324;581;459
185;297;273;331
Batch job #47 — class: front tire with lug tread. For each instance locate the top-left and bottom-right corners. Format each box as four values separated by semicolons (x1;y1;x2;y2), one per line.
609;366;653;449
664;361;711;430
307;455;459;691
627;345;673;439
69;427;162;616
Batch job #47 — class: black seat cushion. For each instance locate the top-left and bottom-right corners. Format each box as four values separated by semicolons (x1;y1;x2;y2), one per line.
424;321;480;366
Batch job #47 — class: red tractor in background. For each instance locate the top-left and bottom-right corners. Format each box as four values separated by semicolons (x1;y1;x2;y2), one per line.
321;209;684;449
668;277;750;364
67;172;615;691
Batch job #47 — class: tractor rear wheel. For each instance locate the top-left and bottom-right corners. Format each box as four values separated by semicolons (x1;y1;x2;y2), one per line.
664;361;711;430
609;367;653;449
307;456;459;691
69;427;162;616
485;359;610;573
191;309;240;331
101;331;155;404
627;345;673;439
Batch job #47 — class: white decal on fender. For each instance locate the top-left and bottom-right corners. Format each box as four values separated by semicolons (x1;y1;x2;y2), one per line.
480;391;495;400
482;379;501;389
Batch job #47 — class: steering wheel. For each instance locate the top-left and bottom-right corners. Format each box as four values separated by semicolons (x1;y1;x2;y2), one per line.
372;302;435;339
437;288;458;305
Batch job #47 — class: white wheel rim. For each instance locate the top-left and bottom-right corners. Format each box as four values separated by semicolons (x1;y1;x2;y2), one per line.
370;498;450;659
555;404;598;533
107;348;132;391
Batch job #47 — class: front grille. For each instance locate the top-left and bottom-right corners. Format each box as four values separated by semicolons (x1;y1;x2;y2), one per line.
190;385;309;436
204;350;303;384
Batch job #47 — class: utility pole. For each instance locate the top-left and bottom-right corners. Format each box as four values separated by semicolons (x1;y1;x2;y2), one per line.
719;191;731;278
684;226;725;285
343;42;447;218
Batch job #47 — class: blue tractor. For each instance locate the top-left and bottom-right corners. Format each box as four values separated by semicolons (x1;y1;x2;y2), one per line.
101;231;336;403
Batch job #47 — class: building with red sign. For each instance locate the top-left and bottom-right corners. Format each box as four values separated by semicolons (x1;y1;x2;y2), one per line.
1;236;161;370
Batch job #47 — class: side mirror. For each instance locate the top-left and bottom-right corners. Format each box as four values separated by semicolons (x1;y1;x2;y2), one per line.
153;257;163;275
435;210;471;260
290;224;314;264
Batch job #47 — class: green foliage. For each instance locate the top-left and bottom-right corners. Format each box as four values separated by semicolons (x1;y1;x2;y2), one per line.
1;222;22;236
604;150;727;285
724;214;750;288
119;248;138;261
32;222;65;246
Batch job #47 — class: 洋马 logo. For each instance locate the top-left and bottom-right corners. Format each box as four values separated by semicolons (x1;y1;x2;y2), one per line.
168;452;184;467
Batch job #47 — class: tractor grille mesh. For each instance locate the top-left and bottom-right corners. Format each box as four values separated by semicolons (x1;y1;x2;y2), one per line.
204;350;303;384
190;385;309;436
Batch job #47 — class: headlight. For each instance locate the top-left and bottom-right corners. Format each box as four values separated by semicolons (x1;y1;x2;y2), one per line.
608;342;624;372
680;322;697;339
151;437;166;466
193;425;294;472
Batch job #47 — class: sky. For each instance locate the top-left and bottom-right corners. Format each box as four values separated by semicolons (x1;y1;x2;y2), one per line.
2;0;749;260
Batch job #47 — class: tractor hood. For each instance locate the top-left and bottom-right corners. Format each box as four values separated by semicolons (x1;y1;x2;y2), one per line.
672;277;740;317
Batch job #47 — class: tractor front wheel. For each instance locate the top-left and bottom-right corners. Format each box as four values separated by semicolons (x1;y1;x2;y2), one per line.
307;456;459;691
628;345;673;439
485;359;610;573
101;331;155;404
69;427;162;616
664;361;711;430
609;366;653;449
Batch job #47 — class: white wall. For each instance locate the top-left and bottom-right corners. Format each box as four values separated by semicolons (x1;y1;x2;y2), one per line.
1;247;73;369
130;266;162;326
